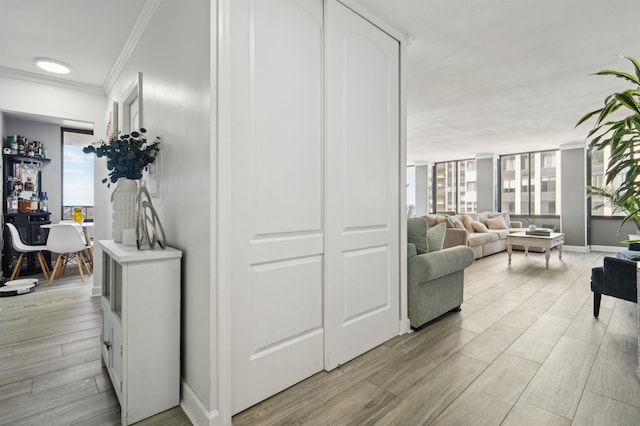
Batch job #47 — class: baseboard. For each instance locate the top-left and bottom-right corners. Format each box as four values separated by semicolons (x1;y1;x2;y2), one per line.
399;317;411;334
563;245;590;252
181;381;221;426
90;286;102;297
589;245;625;253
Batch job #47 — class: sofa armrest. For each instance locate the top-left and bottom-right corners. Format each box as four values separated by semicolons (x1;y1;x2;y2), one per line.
409;245;474;283
444;228;468;248
407;243;417;258
510;221;522;228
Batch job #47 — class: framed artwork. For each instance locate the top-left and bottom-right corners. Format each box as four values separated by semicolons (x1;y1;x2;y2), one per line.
106;101;118;139
122;72;143;134
121;72;160;198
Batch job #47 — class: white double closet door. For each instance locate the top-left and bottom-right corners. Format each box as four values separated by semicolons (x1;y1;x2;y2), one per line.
229;0;401;414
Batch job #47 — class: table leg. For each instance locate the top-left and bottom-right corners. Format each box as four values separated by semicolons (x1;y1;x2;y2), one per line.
507;244;512;265
559;244;563;260
525;245;529;256
83;226;94;270
545;248;550;268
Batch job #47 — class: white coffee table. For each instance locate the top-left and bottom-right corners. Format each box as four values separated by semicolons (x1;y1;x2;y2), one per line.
506;231;565;269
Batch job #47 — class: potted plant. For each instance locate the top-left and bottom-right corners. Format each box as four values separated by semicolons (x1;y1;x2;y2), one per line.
588;186;640;235
84;128;160;242
576;56;640;232
83;128;160;186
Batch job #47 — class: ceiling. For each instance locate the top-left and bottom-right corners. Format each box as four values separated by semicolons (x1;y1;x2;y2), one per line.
1;0;639;163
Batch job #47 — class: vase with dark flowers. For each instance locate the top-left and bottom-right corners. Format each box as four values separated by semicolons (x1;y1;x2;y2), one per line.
84;128;160;242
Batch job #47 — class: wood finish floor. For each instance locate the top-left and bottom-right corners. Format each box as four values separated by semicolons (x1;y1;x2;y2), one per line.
1;251;638;425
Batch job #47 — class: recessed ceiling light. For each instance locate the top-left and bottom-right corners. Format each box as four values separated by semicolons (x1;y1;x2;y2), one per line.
35;58;70;74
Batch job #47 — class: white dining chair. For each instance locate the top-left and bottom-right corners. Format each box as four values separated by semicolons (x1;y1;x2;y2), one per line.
46;224;92;284
5;223;50;280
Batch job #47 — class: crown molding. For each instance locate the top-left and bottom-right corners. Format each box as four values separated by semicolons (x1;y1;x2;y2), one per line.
103;0;163;93
0;66;105;95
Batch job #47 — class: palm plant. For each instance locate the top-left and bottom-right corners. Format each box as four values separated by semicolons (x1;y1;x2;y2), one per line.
576;56;640;230
588;185;640;234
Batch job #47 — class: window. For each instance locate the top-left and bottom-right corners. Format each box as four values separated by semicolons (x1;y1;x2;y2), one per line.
590;146;626;216
62;129;94;221
500;150;560;215
435;159;477;213
541;176;556;192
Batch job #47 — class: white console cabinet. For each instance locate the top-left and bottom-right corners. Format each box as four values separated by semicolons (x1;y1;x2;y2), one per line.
98;240;183;425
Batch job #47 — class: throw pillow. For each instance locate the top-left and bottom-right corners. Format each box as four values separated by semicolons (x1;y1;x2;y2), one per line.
471;221;489;233
422;215;438;228
486;216;507;229
435;214;456;228
501;212;512;228
427;222;447;251
460;214;475;233
450;215;465;229
407;217;429;254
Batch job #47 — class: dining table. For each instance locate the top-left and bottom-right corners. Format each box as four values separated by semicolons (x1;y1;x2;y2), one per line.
41;222;94;269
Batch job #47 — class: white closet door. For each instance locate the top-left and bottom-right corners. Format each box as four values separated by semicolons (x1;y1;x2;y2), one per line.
229;0;324;414
324;0;401;369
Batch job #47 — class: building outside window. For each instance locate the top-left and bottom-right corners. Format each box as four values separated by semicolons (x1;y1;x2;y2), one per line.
435;159;476;213
500;150;560;215
590;146;626;216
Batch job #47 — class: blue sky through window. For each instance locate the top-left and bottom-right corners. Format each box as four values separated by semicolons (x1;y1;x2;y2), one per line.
63;144;94;206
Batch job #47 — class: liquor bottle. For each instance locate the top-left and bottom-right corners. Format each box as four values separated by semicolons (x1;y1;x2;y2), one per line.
40;192;49;213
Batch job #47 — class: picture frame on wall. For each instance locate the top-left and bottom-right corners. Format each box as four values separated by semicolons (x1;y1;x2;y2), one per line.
121;72;160;198
121;72;143;133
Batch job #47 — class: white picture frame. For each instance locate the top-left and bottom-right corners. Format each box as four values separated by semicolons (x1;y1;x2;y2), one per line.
121;72;143;134
121;72;161;198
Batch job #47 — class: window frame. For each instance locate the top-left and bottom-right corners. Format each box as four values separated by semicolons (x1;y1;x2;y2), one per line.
498;149;561;217
61;127;95;222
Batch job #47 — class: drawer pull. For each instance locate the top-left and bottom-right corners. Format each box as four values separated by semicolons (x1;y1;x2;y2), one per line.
103;340;112;350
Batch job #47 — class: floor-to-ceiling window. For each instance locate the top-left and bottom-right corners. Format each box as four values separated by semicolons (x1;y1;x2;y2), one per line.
435;159;477;213
62;128;94;221
589;146;626;216
500;150;560;216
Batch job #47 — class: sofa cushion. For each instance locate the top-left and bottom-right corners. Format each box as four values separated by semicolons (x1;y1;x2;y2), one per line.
436;214;456;228
408;217;429;254
486;211;512;228
486;216;507;229
427;222;447;251
460;215;475;233
450;215;465;229
422;214;438;228
491;229;509;240
471;221;489;233
467;232;499;247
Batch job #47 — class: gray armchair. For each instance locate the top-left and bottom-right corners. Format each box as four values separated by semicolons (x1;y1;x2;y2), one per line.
590;256;638;317
407;218;475;328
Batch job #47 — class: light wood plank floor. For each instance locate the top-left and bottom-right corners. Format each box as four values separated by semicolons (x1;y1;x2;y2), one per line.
1;251;638;425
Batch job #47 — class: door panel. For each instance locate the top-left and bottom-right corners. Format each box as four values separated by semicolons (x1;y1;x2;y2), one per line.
324;0;401;370
230;0;324;414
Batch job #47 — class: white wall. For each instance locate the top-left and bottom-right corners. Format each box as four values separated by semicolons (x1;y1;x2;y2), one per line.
0;74;109;247
103;0;214;417
0;77;106;137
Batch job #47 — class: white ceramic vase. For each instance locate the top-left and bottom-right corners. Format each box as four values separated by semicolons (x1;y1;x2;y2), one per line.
112;179;138;243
